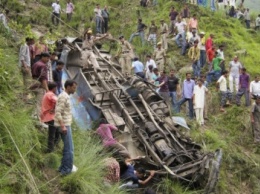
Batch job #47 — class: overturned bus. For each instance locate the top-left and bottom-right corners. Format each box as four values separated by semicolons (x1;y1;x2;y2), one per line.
59;36;222;193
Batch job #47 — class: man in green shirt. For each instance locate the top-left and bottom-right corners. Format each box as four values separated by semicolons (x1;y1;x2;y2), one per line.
206;52;223;84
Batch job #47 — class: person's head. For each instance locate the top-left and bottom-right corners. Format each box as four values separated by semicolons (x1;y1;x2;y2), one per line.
255;75;260;82
171;6;175;11
215;51;219;56
146;55;151;60
157;42;162;48
247;8;249;12
200;75;206;81
258;14;260;18
50;52;58;61
256;96;260;104
153;68;159;75
25;37;33;45
96;4;100;8
56;60;64;70
56;0;60;4
148;65;153;71
40;52;50;63
199;32;205;37
186;72;191;80
194;39;199;46
133;57;139;62
212;44;215;49
193;14;196;19
177;17;182;23
151;20;155;25
161;70;166;77
197;78;203;86
170;69;175;76
241;67;246;74
48;82;57;92
219;45;224;51
222;70;229;77
136;167;146;179
234;55;238;62
210;34;214;39
192;30;196;36
99;118;108;125
138;18;142;23
119;35;125;42
64;79;77;94
160;19;164;24
67;0;71;3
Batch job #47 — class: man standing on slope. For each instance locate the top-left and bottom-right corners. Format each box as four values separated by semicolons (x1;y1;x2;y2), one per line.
55;79;77;175
251;96;260;144
52;0;61;26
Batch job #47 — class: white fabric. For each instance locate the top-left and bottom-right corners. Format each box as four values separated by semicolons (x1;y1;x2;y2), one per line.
19;43;30;67
250;81;260;96
195;108;204;125
217;49;225;59
52;2;61;14
145;59;157;70
193;85;208;108
175;21;186;34
198;37;205;50
217;75;227;92
229;75;239;93
255;17;260;27
229;61;242;77
94;8;102;18
145;71;154;82
229;0;236;7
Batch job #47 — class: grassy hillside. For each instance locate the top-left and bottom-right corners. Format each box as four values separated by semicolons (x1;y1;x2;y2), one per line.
1;0;260;193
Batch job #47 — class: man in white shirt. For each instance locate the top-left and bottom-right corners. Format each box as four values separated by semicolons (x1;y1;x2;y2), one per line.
145;55;157;72
19;37;33;89
52;0;61;26
94;4;103;34
216;70;232;112
174;17;187;48
250;76;260;98
145;65;154;83
255;14;260;31
193;78;208;126
229;56;242;93
244;8;250;29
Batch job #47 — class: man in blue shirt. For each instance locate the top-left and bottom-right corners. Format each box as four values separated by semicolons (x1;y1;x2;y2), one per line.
132;57;145;78
53;60;64;95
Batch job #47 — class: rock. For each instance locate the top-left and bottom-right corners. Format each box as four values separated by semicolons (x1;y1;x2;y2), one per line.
234;49;247;56
179;65;193;74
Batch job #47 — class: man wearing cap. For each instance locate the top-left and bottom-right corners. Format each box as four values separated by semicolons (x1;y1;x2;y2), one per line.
129;19;147;46
117;36;133;76
147;20;158;49
51;0;61;26
131;57;145;78
81;29;108;70
153;42;166;71
32;53;51;117
198;32;206;68
160;19;169;50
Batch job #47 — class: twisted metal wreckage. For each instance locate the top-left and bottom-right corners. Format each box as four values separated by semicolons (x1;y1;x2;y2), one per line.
58;36;222;193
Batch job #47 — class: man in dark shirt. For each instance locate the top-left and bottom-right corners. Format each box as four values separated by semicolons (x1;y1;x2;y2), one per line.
53;60;64;95
129;18;147;46
156;71;169;103
236;68;250;106
168;69;180;108
32;52;50;118
169;7;178;34
119;156;155;189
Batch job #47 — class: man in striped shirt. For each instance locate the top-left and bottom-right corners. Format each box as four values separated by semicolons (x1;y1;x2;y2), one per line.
54;79;77;175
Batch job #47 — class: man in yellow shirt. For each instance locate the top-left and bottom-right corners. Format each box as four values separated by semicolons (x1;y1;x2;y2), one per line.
188;40;200;78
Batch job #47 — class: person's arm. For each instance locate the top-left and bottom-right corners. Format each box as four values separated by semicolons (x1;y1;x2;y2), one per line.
251;105;255;123
94;33;109;42
216;77;221;91
247;75;250;92
249;82;253;97
55;95;67;133
157;81;165;88
239;75;242;89
42;79;48;91
229;62;232;72
19;45;28;68
138;170;155;185
108;124;118;131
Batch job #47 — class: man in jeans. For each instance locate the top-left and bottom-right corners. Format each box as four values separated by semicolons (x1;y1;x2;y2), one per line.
55;79;77;175
168;69;180;109
41;82;59;152
129;19;147;46
236;68;250;106
175;17;187;48
168;7;178;34
94;4;103;34
175;73;195;119
51;0;61;26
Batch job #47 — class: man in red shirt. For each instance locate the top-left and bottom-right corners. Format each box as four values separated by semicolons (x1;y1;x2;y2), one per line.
206;44;215;71
41;82;59;152
205;34;214;52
